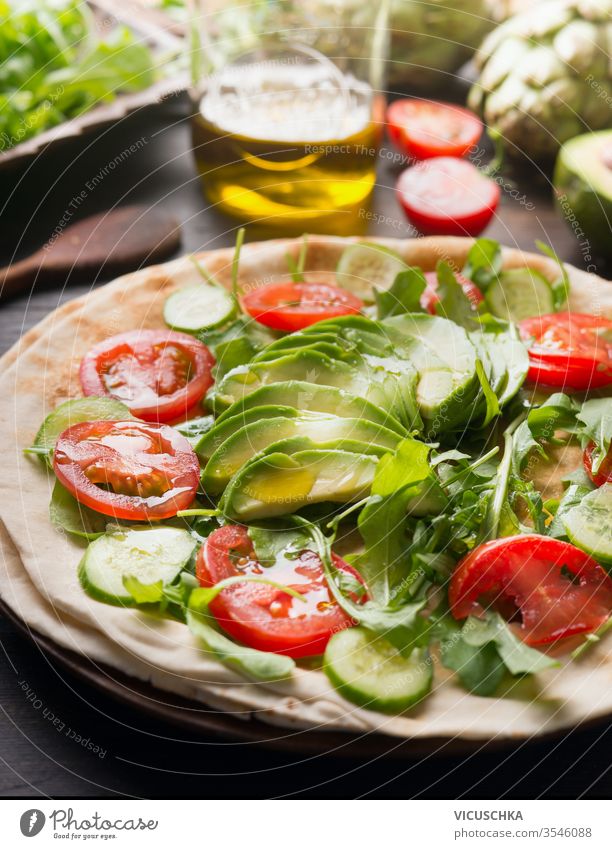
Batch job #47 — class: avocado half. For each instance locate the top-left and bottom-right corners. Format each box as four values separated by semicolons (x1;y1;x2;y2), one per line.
554;130;612;259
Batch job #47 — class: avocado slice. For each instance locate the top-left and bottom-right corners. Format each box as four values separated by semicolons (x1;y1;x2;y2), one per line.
382;313;479;428
220;449;379;521
213;381;407;436
201;414;401;494
196;404;301;460
210;349;420;428
554;130;612;259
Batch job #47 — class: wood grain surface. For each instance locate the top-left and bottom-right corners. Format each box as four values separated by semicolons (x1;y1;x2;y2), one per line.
1;101;611;799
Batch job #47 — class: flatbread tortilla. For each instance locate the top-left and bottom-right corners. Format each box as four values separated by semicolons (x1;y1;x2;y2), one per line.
1;235;611;741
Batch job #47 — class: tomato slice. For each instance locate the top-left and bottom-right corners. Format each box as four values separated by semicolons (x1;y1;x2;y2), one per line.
387;99;482;160
519;313;612;390
396;157;500;237
80;330;215;422
196;525;365;658
449;534;612;646
584;442;612;487
421;270;484;314
241;281;363;332
53;420;200;521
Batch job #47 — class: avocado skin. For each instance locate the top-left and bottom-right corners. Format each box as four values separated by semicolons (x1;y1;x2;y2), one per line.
554;131;612;259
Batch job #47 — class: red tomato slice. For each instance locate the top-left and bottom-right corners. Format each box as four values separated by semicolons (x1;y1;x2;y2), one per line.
583;442;612;487
196;525;365;658
80;330;215;422
53;420;200;521
396;157;500;237
241;281;363;332
519;313;612;390
449;534;612;646
387;99;482;160
421;270;484;314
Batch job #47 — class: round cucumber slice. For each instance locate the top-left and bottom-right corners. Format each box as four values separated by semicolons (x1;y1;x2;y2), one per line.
336;243;407;301
164;284;236;333
485;268;554;323
324;627;432;714
33;396;132;456
563;484;612;566
79;526;196;606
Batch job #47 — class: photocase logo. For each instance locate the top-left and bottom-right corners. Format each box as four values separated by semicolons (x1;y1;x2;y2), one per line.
20;810;46;837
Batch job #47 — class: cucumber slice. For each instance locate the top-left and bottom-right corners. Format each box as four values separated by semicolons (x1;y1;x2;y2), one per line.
164;284;236;333
214;382;407;436
324;627;432;714
202;414;401;494
563;484;612;566
485;268;554;323
221;449;378;521
336;243;407;301
33;396;132;455
79;526;196;606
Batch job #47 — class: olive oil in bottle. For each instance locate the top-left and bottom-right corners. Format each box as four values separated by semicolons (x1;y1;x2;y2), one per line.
191;57;382;235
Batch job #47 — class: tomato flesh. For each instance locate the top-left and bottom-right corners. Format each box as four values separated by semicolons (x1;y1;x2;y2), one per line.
584;442;612;487
80;330;215;422
421;270;484;314
242;281;363;332
197;525;364;658
396;157;500;237
449;534;612;646
53;420;200;520
519;313;612;390
387;99;482;160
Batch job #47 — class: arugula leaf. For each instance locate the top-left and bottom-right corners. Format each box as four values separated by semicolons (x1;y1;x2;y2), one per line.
354;437;445;606
187;589;295;680
374;268;426;319
120;572;197;620
576;398;612;475
122;576;164;604
535;241;570;310
480;414;525;543
247;524;311;568
0;5;158;151
290;516;428;653
462;238;502;292
435;614;505;696
512;393;579;475
433;261;479;329
463;613;558;675
199;315;274;378
174;415;215;448
286;233;309;282
475;359;500;427
49;480;108;540
231;227;246;301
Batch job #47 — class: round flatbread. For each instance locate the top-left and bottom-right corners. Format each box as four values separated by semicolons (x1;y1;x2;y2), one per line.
1;235;611;741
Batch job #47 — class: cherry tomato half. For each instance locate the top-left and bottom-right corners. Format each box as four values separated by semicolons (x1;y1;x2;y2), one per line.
584;442;612;487
387;99;482;160
53;420;200;521
241;281;363;332
449;534;612;646
196;524;365;658
519;313;612;390
80;330;215;422
396;157;500;237
421;270;484;315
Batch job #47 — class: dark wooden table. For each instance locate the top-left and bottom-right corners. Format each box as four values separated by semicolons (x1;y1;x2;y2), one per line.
1;100;611;799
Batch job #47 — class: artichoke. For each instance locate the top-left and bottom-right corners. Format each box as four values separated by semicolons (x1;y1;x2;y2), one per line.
389;0;497;88
468;0;612;161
